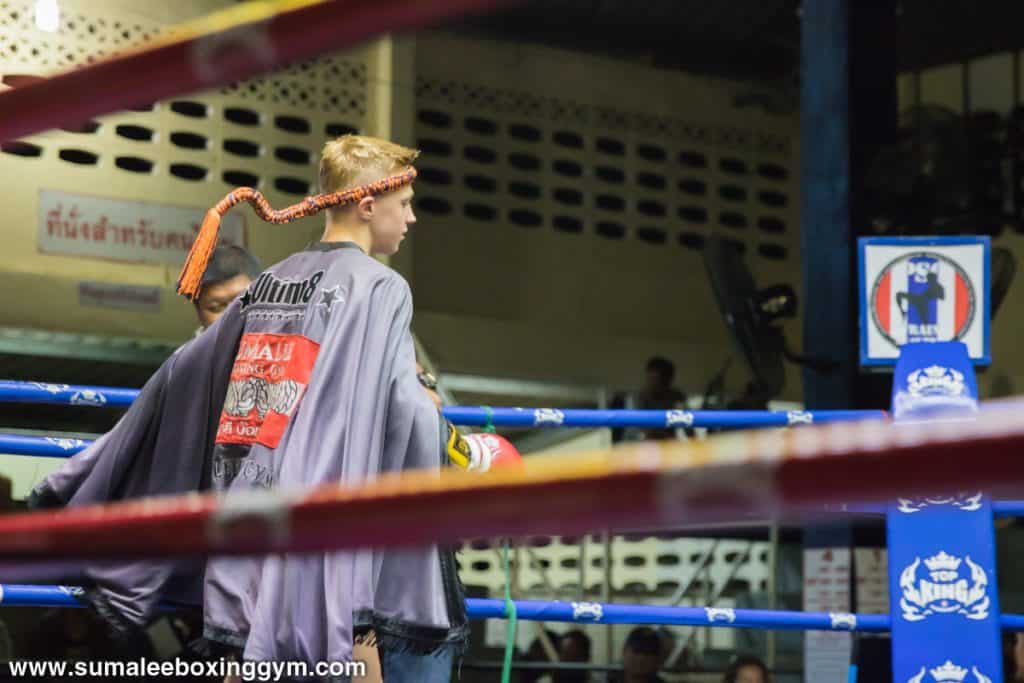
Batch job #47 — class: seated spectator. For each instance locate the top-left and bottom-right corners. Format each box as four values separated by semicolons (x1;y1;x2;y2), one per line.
723;654;770;683
24;608;112;661
1004;631;1024;681
726;380;771;411
519;629;562;683
611;357;688;442
614;626;666;683
654;627;677;668
553;629;591;683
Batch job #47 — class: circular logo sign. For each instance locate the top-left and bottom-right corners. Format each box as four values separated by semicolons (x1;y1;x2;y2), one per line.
869;251;976;348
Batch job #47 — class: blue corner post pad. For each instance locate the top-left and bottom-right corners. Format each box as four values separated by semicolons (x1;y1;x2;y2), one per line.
890;341;978;421
886;340;1001;683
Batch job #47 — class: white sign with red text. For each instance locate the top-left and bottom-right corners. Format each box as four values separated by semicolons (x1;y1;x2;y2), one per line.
804;548;853;683
38;190;245;266
854;547;889;615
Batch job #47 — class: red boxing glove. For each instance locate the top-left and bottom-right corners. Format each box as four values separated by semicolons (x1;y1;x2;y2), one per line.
462;433;523;472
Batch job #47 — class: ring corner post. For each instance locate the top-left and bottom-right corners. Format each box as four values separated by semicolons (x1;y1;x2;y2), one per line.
885;342;1003;682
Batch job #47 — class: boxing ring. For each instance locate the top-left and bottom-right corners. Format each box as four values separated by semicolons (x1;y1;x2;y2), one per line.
0;1;1019;680
0;364;1019;681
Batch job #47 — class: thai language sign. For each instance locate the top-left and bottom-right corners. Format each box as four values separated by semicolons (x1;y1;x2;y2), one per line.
39;190;245;266
804;547;852;683
78;281;161;313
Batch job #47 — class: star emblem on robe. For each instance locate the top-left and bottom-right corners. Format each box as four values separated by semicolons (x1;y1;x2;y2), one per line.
318;285;342;317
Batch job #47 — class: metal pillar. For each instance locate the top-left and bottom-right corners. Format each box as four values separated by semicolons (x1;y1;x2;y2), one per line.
801;0;899;411
800;5;900;679
800;0;855;410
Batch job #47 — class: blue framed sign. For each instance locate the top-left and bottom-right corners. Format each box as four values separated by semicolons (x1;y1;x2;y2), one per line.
858;236;990;367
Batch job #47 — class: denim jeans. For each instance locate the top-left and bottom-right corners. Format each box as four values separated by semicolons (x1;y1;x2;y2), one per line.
379;646;454;682
239;644;454;682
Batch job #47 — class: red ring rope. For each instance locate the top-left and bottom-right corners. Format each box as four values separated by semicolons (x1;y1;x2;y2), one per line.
0;406;1020;562
0;0;514;144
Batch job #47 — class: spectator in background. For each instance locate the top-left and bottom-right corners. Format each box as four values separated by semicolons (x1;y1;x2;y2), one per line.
1003;631;1024;681
192;244;262;333
519;629;562;683
24;608;111;661
726;380;771;411
612;626;666;683
1015;632;1024;681
656;628;678;669
611;356;688;442
553;629;592;683
723;655;771;683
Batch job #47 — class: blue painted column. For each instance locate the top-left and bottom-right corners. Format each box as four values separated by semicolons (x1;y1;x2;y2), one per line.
886;343;1002;682
802;6;901;676
801;0;900;411
800;0;854;410
800;3;858;677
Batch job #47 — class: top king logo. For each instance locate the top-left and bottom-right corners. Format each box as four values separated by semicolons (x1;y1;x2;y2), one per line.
704;608;736;624
70;389;107;406
907;661;993;683
870;252;976;347
533;409;565;426
907;365;966;399
665;410;694;427
900;551;989;622
897;492;983;514
570;602;603;621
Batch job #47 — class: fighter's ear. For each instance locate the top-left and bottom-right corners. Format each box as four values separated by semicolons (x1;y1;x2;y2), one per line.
357;196;375;221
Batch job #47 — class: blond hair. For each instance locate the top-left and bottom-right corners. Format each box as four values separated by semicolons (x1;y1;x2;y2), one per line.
318;134;419;194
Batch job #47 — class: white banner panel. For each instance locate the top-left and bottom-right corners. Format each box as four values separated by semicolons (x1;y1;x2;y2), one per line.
804;547;853;682
38;190;245;266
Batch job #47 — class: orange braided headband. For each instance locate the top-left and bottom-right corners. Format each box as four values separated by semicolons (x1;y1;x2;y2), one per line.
177;168;417;300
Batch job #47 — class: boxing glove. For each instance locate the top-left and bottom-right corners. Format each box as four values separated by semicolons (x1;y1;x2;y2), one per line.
445;423;523;472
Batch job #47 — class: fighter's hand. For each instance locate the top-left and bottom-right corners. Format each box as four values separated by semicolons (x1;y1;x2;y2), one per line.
416;363;442;410
446;424;523;472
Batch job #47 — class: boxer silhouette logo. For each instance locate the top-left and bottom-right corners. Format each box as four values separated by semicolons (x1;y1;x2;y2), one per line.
900;255;944;340
869;251;976;348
